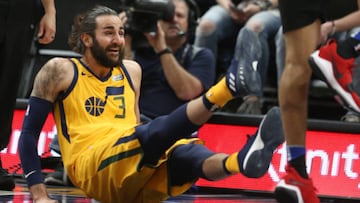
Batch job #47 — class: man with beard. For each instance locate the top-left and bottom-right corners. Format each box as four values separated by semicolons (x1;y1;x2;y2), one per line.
45;1;215;186
18;5;285;202
125;0;216;121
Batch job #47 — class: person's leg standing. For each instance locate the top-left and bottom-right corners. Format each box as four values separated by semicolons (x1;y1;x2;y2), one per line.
274;0;322;202
0;0;9;150
0;0;14;191
0;0;36;190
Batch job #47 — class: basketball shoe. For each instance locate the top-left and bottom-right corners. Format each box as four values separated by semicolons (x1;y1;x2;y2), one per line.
226;57;261;98
274;165;320;203
309;39;360;114
0;167;15;191
44;164;73;187
237;106;284;178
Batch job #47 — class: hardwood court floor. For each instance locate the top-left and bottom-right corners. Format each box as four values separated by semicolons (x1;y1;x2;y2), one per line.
0;183;354;203
0;175;357;203
0;185;277;203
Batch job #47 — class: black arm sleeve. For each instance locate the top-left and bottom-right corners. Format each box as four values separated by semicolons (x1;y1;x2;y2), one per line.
18;96;52;187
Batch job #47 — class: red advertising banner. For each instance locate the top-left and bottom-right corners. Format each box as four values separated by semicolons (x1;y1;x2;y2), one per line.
2;109;57;174
2;109;360;200
197;123;360;200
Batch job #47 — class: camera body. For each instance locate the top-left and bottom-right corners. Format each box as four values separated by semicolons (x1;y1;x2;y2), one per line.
121;0;175;33
119;0;175;49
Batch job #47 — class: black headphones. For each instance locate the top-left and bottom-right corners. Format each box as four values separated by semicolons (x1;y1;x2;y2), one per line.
184;0;200;31
183;0;200;42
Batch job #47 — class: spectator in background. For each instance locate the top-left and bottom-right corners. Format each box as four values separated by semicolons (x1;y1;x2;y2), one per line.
194;0;245;78
126;0;215;193
194;0;273;79
309;17;360;122
193;0;216;16
126;0;216;120
0;0;56;191
229;0;282;114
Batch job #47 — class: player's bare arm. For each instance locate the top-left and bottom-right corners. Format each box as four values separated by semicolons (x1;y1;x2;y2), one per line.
25;57;73;203
123;59;142;123
31;57;74;103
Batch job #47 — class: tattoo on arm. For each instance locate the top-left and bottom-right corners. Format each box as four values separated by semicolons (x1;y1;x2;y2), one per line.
32;59;67;101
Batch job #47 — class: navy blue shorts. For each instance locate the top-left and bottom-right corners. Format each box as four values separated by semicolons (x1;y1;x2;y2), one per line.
135;105;214;185
168;143;214;185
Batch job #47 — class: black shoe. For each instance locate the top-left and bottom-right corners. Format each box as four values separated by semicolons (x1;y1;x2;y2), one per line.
226;58;261;98
237;106;284;178
44;165;73;187
0;167;15;191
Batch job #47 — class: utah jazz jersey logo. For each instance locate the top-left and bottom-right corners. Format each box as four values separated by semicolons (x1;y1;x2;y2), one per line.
85;97;106;116
84;86;125;117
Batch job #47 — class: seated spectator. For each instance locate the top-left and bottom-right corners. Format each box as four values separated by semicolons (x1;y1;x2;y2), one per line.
194;0;271;78
126;0;216;120
309;5;360;121
193;0;216;16
230;1;282;114
194;0;248;78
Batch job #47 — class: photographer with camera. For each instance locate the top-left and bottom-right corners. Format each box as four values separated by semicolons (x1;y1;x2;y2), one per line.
124;0;216;121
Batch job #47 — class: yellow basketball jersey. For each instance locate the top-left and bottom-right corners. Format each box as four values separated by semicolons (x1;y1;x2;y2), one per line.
52;58;198;202
53;58;137;169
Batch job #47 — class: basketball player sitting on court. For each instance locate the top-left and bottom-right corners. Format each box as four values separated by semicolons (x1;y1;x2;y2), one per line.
18;5;284;203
